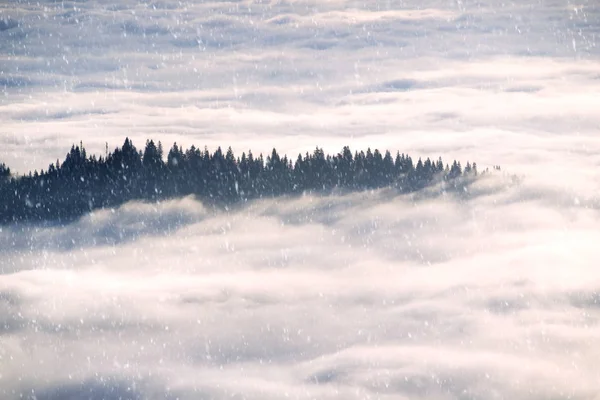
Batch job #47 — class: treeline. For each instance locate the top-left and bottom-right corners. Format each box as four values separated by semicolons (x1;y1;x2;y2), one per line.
0;138;480;224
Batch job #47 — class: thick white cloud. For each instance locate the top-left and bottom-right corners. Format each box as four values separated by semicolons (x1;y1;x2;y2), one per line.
2;176;600;399
1;0;599;173
1;0;600;399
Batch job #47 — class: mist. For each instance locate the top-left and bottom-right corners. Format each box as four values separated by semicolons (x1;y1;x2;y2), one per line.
3;176;600;399
1;0;600;399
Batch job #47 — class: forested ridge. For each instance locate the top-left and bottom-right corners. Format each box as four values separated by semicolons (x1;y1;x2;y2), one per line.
0;138;485;225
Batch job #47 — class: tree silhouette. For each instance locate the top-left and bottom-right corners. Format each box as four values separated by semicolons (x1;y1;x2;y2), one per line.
0;139;486;225
0;162;10;184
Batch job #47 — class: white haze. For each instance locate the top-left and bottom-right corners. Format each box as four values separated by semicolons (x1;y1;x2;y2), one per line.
1;0;600;399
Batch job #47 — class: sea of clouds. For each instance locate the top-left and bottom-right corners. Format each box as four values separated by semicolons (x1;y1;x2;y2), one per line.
1;0;600;399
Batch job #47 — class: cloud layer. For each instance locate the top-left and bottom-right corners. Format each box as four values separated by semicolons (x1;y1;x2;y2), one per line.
1;0;599;175
2;175;600;399
1;0;600;399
